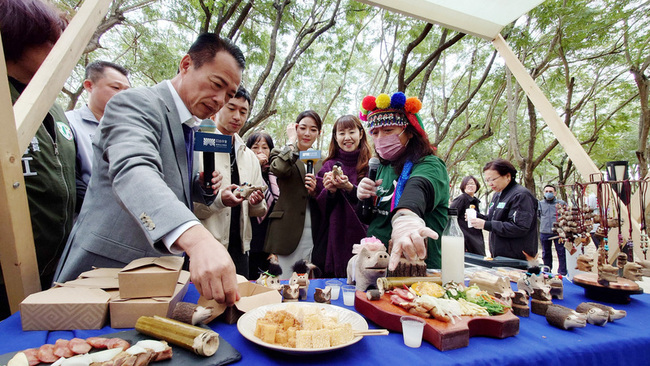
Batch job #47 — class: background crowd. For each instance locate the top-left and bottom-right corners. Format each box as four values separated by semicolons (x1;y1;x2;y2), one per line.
2;0;550;320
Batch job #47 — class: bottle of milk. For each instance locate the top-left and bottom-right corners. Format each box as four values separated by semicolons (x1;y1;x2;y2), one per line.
466;204;477;228
441;208;465;285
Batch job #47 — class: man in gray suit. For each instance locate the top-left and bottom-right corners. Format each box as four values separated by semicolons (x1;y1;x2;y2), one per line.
55;34;244;305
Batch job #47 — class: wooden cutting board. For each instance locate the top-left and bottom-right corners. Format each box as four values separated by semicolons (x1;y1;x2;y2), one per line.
354;291;519;351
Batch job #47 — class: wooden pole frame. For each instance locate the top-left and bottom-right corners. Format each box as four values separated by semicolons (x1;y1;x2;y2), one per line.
492;34;642;261
0;0;112;314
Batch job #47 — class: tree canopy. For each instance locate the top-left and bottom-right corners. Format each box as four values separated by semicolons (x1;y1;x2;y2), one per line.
55;0;649;201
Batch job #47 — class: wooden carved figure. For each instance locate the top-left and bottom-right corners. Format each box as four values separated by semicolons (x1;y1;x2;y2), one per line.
597;263;618;286
530;286;552;316
549;276;564;300
470;271;515;299
256;273;283;292
577;302;626;322
314;287;331;304
623;262;643;281
234;182;267;199
575;303;609;326
386;239;426;277
289;272;310;300
635;259;650;277
282;283;300;302
546;305;587;330
511;290;530;317
576;254;594;272
171;302;213;325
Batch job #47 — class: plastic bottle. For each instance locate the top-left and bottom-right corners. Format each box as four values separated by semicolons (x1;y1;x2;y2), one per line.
466;204;477;228
441;208;465;285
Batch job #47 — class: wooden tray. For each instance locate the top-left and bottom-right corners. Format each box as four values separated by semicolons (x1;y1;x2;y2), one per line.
354;291;519;351
572;272;644;304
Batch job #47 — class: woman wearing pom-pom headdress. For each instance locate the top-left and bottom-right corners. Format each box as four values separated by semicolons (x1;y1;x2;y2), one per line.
357;92;450;272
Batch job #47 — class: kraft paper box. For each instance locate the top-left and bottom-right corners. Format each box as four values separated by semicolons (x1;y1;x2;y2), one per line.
78;267;121;279
199;275;283;324
118;256;183;299
21;287;111;330
109;270;190;328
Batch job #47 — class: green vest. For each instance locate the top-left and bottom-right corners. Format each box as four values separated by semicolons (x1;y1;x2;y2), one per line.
9;80;76;285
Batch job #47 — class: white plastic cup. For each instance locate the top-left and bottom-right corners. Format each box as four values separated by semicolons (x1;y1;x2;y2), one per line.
400;316;426;348
341;285;356;306
326;280;342;300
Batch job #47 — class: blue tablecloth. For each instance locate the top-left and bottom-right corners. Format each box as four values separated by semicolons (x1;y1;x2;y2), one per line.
1;278;649;366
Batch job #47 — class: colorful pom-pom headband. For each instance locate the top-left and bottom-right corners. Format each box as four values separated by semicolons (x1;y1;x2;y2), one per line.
359;92;427;138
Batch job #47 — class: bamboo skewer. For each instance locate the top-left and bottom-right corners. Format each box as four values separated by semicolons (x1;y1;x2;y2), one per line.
353;329;389;336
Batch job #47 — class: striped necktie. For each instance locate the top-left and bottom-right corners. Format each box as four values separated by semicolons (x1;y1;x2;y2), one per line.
182;122;194;183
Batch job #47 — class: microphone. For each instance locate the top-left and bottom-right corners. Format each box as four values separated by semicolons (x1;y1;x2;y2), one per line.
203;153;215;190
194;120;232;191
299;149;321;175
361;157;381;221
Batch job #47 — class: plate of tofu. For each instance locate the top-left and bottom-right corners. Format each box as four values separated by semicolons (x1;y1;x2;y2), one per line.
237;302;368;354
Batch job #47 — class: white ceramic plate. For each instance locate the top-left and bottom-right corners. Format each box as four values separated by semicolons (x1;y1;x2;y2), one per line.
237;302;368;354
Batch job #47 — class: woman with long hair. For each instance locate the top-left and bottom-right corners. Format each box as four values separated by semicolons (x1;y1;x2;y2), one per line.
313;115;372;277
263;110;323;278
357;92;450;272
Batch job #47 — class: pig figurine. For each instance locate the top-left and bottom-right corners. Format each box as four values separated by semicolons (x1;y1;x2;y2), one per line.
347;237;389;292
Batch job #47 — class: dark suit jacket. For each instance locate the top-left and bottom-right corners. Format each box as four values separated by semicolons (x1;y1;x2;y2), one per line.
54;82;204;282
263;145;323;255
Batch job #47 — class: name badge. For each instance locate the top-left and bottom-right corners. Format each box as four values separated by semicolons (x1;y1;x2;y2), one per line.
497;202;506;209
194;132;231;153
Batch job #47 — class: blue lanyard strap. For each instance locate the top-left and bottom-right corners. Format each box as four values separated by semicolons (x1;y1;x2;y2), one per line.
391;160;414;210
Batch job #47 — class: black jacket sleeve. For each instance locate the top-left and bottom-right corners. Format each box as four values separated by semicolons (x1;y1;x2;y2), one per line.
394;176;435;217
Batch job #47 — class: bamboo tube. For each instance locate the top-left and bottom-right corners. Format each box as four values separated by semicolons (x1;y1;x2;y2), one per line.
376;277;442;292
135;316;219;356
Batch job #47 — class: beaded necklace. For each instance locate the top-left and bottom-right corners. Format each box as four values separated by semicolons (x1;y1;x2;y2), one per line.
640;179;649;259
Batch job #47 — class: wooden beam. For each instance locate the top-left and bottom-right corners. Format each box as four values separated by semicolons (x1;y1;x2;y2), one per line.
1;0;112;313
0;35;40;314
493;34;645;262
492;34;600;181
14;0;113;153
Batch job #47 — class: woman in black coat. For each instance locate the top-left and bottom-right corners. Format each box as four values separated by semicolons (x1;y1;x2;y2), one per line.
450;176;486;255
470;159;538;260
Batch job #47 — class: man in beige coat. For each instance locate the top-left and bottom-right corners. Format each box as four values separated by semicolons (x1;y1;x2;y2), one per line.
194;86;267;278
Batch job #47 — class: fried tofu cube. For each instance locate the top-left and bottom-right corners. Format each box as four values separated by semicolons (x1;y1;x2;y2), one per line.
287;326;297;347
330;324;354;346
295;330;313;348
329;327;346;346
259;322;278;344
312;330;331;348
275;330;289;345
254;319;270;338
283;316;296;329
303;314;323;330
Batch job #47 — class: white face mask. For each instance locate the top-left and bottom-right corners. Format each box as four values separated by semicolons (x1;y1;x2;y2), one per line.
374;129;407;161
